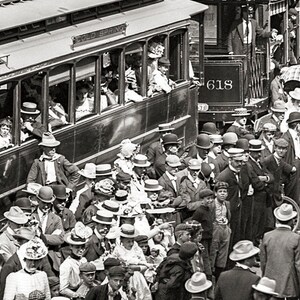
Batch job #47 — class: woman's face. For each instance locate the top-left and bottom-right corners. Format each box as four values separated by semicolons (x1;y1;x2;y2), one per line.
25;258;41;273
153;232;163;243
0;125;10;137
121;237;134;250
70;244;86;258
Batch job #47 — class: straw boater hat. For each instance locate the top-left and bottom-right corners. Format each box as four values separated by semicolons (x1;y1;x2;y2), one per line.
78;163;96;179
92;210;114;225
252;277;279;296
274;203;297;221
64;222;93;245
228;148;245;160
36;186;56;203
185;272;212;294
113;190;128;204
20;102;40;115
270;100;286;113
289;88;300;101
4;206;29;225
23;237;48;260
229;240;260;261
132;154;151;168
100;200;120;215
38;132;60;147
119;224;138;239
96;164;113;177
157;123;174;132
144;179;163;192
232;107;251;117
209;134;223;144
262;123;276;132
248;139;265;152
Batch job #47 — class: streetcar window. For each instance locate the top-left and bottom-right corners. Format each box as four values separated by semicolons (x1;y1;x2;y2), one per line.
75;57;96;120
124;43;143;104
49;64;71;130
0;83;14;151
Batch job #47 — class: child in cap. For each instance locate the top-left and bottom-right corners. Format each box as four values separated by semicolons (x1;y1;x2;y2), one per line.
76;262;99;298
210;181;231;281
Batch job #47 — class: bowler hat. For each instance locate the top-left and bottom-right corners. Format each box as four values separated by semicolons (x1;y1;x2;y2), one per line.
144;179;163;191
165;155;181;167
4;206;29;224
252;277;279;296
289;88;300;101
232;108;250;117
52;185;68;200
271;100;286;112
200;122;218;135
287;111;300;124
200;162;212;177
249;139;265;151
236;138;249;151
64;222;93;245
14;197;32;211
229;240;260;261
92;210;113;225
188;159;201;170
158;57;171;66
274;203;297;221
38;132;60;147
179;242;198;260
162;133;179;145
21;102;40;115
196;134;213;149
222;132;238;145
79;163;96;179
157;123;174;132
119;224;137;238
132;154;151;168
36;186;55;203
96;164;112;176
185;272;212;294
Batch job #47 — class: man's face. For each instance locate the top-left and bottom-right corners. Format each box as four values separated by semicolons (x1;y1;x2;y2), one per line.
81;272;96;286
38;201;52;214
180;231;191;243
216;188;228;202
263;131;275;142
230;158;243;172
22;114;37;123
147;191;159;201
158;65;169;75
237;116;247;126
53;198;66;212
212;144;222;156
96;223;111;237
109;275;124;291
188;168;201;180
253;291;272;300
197;148;209;160
201;196;214;207
166;165;178;176
134;166;146;177
242;8;253;20
43;146;56;158
250;151;261;161
274;146;287;158
274;111;285;121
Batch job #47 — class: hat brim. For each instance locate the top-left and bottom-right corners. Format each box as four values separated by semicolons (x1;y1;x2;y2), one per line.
3;212;28;225
13;233;34;241
21;109;40;115
38;141;61;147
232;113;250;117
273;207;298;221
64;233;89;245
167;163;181;168
144;186;163;192
157;128;175;132
146;207;175;214
195;141;213;150
287;118;300;124
249;146;265;151
252;284;279;296
120;232;138;238
148;53;161;59
185;279;212;293
270;107;286;112
23;252;48;260
91;215;113;225
133;162;151;168
21;189;37;195
78;170;96;179
289;91;300;100
229;247;260;261
37;194;56;203
96;172;113;176
200;130;217;135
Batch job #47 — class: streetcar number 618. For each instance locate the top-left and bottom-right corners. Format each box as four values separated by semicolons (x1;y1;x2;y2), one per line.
206;80;233;90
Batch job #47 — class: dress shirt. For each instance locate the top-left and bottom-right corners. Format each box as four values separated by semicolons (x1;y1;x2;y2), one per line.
273;153;282;166
187;173;201;189
263;137;274;154
165;171;177;192
37;208;48;233
228;164;241;197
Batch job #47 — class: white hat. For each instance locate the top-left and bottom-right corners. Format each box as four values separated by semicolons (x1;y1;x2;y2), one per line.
274;203;297;221
78;163;96;179
229;240;260;261
185;272;212;293
119;224;138;238
252;277;279;296
4;206;29;224
64;222;93;245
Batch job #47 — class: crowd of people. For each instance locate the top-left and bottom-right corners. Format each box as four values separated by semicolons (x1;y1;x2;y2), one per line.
0;95;300;300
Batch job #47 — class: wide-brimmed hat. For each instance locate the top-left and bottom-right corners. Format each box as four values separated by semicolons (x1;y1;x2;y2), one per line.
185;272;212;293
165;155;181;167
252;277;279;296
200;122;218;135
38;132;60;147
229;240;260;261
196;134;213;149
289;88;300;100
188;159;201;170
4;206;29;224
79;163;96;179
287;111;300;124
271;100;286;112
23;237;48;260
120;142;137;158
21;102;40;115
144;179;163;192
36;186;56;203
92;210;114;225
96;164;113;176
22;183;42;195
157;123;174;132
100;200;120;215
232;108;251;117
94;179;115;197
13;227;35;241
274;203;297;221
210;134;223;144
119;224;138;238
228;148;244;160
145;207;175;214
51;185;68;200
223;132;238;145
132;154;151;168
113;190;128;204
64;222;93;245
162;133;179;145
249;139;265;151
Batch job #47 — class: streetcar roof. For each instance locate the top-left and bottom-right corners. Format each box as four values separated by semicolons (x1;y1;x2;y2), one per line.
0;0;207;79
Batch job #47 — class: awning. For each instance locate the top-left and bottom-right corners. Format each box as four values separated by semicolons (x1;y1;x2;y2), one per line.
270;0;287;16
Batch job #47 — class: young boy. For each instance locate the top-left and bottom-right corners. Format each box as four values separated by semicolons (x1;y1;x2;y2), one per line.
76;262;99;298
210;181;231;281
191;189;214;280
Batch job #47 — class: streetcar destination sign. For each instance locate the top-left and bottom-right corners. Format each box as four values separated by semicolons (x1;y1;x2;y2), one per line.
72;23;127;48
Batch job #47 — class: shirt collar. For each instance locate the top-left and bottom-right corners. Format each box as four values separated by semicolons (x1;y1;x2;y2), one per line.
236;262;251;270
276;223;291;230
229;164;239;174
166;171;177;181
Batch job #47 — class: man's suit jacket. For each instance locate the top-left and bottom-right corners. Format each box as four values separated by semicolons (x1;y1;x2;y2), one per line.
85;283;110;300
227;18;271;55
0;229;19;263
74;187;94;221
214;152;229;176
215;266;260;300
260;227;300;297
32;211;64;246
282;130;296;166
259;137;274;160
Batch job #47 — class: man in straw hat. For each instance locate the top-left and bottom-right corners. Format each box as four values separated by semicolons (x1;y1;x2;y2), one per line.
226;108;252;138
0;206;29;262
185;272;212;299
27;132;80;197
131;154;151;194
260;203;300;299
252;277;278;300
215;240;260;300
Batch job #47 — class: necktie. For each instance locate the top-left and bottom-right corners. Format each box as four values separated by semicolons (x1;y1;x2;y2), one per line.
245;22;249;38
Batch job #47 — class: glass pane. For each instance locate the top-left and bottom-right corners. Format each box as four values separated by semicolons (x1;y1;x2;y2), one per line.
169;31;184;82
100;50;120;111
75;57;96;120
125;43;143;103
49;65;70;130
0;83;14;151
204;5;218;45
